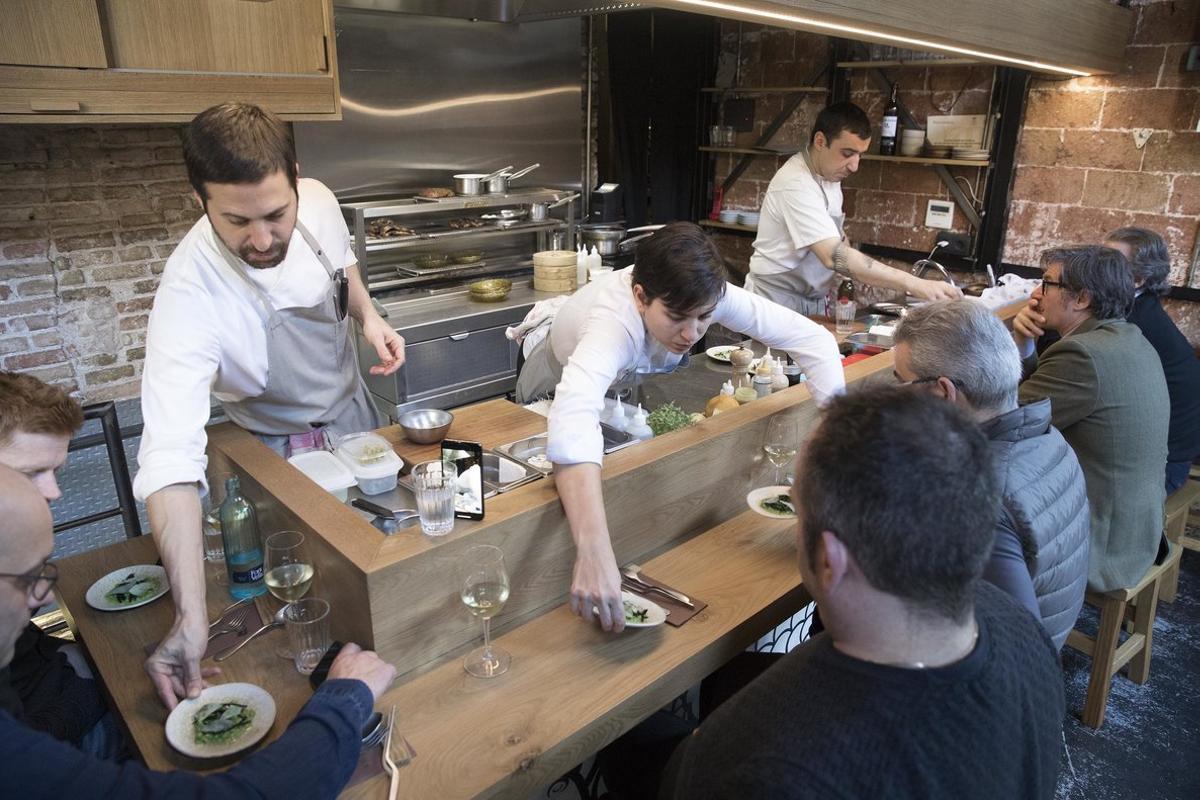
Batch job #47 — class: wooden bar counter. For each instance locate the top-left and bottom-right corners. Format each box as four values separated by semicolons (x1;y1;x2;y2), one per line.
53;301;1023;796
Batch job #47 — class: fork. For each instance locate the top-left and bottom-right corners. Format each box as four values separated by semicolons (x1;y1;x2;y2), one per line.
208;597;251;629
206;605;251;641
382;706;401;800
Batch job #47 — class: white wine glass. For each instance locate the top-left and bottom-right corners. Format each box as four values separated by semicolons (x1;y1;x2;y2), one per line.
763;415;799;486
201;472;233;587
459;544;511;678
265;530;314;658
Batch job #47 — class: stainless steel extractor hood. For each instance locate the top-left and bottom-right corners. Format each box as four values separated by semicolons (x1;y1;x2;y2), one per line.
333;0;643;22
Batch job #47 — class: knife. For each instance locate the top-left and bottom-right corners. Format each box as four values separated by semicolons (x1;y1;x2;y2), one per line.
621;577;695;609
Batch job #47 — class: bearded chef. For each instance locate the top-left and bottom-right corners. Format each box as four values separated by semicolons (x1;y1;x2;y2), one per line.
133;103;404;709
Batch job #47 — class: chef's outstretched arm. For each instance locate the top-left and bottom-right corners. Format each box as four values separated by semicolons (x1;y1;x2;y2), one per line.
555;462;625;633
808;236;962;301
347;262;405;375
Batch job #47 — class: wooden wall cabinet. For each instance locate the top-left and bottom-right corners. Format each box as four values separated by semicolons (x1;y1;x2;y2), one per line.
0;0;340;123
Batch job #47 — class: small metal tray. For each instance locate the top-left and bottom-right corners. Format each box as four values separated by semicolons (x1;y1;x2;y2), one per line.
494;434;553;475
481;451;542;493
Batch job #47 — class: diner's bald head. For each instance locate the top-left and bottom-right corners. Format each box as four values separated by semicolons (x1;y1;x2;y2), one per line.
0;465;54;669
794;385;1000;623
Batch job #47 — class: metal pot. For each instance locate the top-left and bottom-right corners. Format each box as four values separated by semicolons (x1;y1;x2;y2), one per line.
580;224;663;257
529;192;581;222
487;163;540;194
453;166;511;196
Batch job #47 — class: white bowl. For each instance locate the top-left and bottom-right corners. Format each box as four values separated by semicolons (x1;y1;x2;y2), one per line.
718;210;739;224
738;212;760;226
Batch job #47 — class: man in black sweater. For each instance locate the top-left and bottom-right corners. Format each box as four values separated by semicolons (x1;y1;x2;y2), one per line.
660;387;1065;800
1104;227;1200;493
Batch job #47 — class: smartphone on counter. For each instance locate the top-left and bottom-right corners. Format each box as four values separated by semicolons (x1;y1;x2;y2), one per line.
441;439;485;520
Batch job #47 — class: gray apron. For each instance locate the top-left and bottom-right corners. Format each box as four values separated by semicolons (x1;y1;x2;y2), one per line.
514;334;688;405
745;148;845;315
212;220;382;456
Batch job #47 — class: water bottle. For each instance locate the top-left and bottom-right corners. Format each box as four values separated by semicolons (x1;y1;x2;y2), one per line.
219;475;266;599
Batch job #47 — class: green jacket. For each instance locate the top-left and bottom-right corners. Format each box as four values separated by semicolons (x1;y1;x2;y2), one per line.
1019;317;1168;593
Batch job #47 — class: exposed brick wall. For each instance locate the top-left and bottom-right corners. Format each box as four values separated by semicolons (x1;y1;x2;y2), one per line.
1003;0;1199;293
0;125;200;401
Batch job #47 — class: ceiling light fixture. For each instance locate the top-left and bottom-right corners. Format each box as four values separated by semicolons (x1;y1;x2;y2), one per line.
660;0;1091;76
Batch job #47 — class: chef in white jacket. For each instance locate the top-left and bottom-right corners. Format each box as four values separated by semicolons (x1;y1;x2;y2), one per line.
133;104;404;709
515;223;844;631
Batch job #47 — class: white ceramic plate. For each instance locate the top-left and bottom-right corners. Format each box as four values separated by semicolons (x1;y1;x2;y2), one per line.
85;565;170;611
619;590;668;628
747;485;797;519
165;683;276;759
705;345;737;362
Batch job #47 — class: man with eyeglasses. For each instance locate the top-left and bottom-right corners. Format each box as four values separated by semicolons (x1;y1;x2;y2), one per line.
1011;245;1169;593
0;464;399;797
0;371;116;756
891;300;1089;650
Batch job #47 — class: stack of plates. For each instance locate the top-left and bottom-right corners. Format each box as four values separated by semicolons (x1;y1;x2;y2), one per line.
923;145;953;159
718;209;739;224
738;211;760;226
952;147;990;161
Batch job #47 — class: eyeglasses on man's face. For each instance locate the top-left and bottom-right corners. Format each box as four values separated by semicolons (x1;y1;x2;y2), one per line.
0;560;59;603
1039;277;1065;291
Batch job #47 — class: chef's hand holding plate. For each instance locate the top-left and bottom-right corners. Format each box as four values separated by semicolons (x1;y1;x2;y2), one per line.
362;314;406;376
571;541;625;633
146;615;221;710
327;642;397;700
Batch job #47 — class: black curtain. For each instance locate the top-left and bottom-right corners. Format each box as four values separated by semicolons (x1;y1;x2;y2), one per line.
602;11;715;227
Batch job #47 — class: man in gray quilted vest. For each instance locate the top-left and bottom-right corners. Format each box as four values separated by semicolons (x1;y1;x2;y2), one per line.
893;299;1089;649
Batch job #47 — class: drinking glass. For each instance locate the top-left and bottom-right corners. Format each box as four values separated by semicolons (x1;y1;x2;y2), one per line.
202;472;233;587
459;544;511;678
284;597;330;675
835;299;857;335
763;415;799;486
265;531;314;658
412;460;457;537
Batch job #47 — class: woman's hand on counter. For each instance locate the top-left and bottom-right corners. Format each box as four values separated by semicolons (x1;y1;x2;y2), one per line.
571;541;625;633
361;314;406;376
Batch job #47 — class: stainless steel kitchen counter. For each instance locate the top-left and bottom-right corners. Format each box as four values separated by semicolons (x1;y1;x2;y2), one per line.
378;278;562;342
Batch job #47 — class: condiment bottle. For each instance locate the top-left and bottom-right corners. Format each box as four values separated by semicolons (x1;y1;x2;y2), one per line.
770;359;789;392
753;363;773;398
626;404;654;441
607;400;628;432
576;246;588;287
588;246;602;278
219;475;266;599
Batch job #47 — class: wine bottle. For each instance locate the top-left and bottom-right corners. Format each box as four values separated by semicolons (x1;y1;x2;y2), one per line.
219;476;267;599
880;83;899;156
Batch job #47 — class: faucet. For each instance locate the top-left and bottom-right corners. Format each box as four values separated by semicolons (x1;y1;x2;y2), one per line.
911;241;957;288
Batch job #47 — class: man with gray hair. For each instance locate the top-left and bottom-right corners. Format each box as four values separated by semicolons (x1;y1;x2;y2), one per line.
894;300;1089;649
1103;227;1200;493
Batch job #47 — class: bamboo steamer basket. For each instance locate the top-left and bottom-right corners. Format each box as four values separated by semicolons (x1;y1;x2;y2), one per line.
533;250;578;292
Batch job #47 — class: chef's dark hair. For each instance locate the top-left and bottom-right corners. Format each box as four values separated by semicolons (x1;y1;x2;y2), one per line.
632;222;728;313
183;103;298;203
798;385;999;623
810;102;872;146
1039;244;1134;321
1104;226;1171;297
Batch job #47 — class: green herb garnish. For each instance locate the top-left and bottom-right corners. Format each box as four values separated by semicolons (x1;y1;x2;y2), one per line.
760;494;795;516
104;572;161;605
623;599;650;624
193;701;255;746
646;402;695;436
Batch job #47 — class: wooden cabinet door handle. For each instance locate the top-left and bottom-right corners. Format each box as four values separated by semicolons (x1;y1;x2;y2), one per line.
29;100;81;113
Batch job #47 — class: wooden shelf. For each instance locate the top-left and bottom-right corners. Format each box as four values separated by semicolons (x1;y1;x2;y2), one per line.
862;154;991;167
835;58;982;69
699;219;758;233
701;86;829;94
699;146;798;156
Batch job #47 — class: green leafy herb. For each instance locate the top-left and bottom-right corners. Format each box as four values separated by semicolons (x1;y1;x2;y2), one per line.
623;599;650;624
193;701;255;746
646;402;695;436
104;572;161;605
760;494;794;516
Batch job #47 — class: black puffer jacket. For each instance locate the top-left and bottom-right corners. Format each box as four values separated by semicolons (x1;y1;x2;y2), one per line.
982;400;1090;650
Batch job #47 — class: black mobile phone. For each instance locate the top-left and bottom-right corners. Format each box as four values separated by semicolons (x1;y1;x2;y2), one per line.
441;439;485;520
308;640;345;691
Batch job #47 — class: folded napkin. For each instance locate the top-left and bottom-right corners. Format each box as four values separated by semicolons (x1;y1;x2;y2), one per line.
623;572;707;627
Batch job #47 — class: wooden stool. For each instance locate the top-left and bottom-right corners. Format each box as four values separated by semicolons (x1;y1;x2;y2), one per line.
1161;477;1200;603
1065;552;1177;729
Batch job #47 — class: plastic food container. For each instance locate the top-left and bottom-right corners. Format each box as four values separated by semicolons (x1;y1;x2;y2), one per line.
287;451;357;502
334;432;403;495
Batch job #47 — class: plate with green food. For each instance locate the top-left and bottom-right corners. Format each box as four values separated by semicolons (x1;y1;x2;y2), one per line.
85;564;170;611
619;590;668;628
747;485;796;520
165;682;276;759
705;345;737;363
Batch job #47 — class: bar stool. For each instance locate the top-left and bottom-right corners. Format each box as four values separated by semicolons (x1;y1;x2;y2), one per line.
1064;546;1178;729
1160;477;1200;603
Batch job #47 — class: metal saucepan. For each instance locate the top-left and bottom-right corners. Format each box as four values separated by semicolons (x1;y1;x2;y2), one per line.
487;163;540;194
453;166;511;196
529;192;581;222
580;224;664;257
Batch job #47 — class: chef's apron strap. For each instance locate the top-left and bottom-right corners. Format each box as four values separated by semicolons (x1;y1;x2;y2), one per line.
745;270;827;316
294;220;338;278
211;235;281;329
514;337;565;404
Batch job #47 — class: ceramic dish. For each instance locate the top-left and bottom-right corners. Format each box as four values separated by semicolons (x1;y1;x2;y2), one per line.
594;590;668;628
85;564;170;611
165;683;275;759
705;345;737;362
746;485;797;519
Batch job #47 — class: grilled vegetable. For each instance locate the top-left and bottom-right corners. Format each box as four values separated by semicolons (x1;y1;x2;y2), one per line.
105;573;161;605
193;701;255;746
760;494;794;516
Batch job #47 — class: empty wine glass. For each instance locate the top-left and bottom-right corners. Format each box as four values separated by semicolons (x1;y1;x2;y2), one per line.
763;415;799;486
265;531;314;658
459;544;511;678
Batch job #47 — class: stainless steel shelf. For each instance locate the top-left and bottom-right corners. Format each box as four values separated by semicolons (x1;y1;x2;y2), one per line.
341;188;571;219
359;219;567;253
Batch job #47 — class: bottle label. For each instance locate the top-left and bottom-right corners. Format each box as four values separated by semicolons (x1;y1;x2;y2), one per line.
231;563;264;584
881;117;898;138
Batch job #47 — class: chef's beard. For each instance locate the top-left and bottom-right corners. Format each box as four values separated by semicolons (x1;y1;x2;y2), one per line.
238;239;290;269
